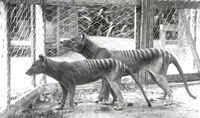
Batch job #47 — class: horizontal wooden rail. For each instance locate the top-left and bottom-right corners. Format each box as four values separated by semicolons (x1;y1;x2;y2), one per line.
0;85;45;118
148;73;200;84
154;1;200;9
5;0;140;5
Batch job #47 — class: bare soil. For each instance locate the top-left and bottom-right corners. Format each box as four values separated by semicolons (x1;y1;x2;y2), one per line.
14;82;200;118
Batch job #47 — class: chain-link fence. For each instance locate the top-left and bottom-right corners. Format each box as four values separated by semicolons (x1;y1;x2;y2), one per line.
151;0;200;79
1;0;200;113
0;0;140;112
0;1;46;111
43;2;140;56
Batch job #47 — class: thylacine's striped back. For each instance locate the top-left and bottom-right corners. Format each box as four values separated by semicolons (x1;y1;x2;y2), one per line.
76;58;128;73
113;48;174;64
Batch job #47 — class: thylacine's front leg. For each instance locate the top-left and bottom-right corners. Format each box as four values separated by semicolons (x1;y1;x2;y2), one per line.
68;85;76;112
105;77;125;110
97;78;118;104
105;67;126;110
55;83;68;110
97;78;110;102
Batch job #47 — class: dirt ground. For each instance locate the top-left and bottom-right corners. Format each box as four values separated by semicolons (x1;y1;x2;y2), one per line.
14;82;200;118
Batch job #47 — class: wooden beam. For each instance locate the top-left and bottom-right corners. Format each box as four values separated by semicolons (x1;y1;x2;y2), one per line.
134;5;141;49
36;4;46;84
141;0;153;49
154;1;200;9
140;0;153;85
148;73;200;84
56;6;60;55
0;1;11;108
30;4;36;87
5;0;141;5
0;85;44;118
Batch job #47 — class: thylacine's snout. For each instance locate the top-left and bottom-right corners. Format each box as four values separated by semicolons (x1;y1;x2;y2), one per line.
25;69;30;76
25;68;33;76
60;40;71;47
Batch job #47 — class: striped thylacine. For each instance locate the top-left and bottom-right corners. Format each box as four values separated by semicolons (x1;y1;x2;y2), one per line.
61;34;196;103
26;55;151;112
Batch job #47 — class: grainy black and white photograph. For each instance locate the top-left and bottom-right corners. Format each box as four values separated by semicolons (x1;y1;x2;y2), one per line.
0;0;200;117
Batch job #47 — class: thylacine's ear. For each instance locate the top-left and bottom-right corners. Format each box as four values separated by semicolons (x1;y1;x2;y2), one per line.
80;33;86;44
39;55;44;62
39;55;47;64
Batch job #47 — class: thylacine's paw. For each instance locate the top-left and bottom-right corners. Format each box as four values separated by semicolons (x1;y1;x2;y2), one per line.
94;99;101;103
114;103;125;110
163;97;175;106
94;97;109;104
66;107;74;113
114;105;124;110
157;95;167;100
101;99;118;105
94;97;103;103
53;105;64;110
101;101;113;105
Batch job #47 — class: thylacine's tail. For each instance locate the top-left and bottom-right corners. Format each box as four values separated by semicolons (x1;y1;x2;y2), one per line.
125;68;152;107
171;55;197;99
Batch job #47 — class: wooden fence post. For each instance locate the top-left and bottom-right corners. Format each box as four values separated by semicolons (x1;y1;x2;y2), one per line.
36;4;46;84
0;1;11;108
140;0;153;85
135;5;141;50
56;5;60;55
30;4;36;87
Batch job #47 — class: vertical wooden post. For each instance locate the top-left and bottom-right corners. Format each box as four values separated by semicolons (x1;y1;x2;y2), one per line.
134;5;141;80
141;0;153;49
31;4;36;87
36;4;46;84
140;0;153;85
74;7;79;37
42;3;47;84
71;0;78;37
134;5;139;49
0;1;11;108
56;5;60;55
135;5;142;49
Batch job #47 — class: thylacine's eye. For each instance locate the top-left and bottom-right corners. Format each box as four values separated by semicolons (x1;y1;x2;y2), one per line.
73;43;80;47
32;63;36;67
71;38;76;42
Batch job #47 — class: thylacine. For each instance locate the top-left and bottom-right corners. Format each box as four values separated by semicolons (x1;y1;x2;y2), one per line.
26;55;151;112
61;34;196;103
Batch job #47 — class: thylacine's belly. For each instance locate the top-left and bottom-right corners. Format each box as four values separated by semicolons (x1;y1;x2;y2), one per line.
75;69;110;85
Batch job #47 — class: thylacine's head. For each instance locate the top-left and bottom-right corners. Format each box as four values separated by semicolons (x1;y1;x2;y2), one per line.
61;33;86;52
25;55;47;76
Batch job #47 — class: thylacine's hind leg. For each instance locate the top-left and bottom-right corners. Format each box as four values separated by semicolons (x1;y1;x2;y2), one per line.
148;72;172;100
149;72;167;99
158;61;172;100
148;57;173;100
106;79;125;110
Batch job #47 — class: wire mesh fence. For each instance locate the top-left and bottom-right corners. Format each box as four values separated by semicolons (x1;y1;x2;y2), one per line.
1;0;200;113
0;0;140;111
151;0;200;76
43;3;140;56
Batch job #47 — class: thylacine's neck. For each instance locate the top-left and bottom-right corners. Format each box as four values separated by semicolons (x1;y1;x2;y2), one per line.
80;37;100;59
43;59;70;80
